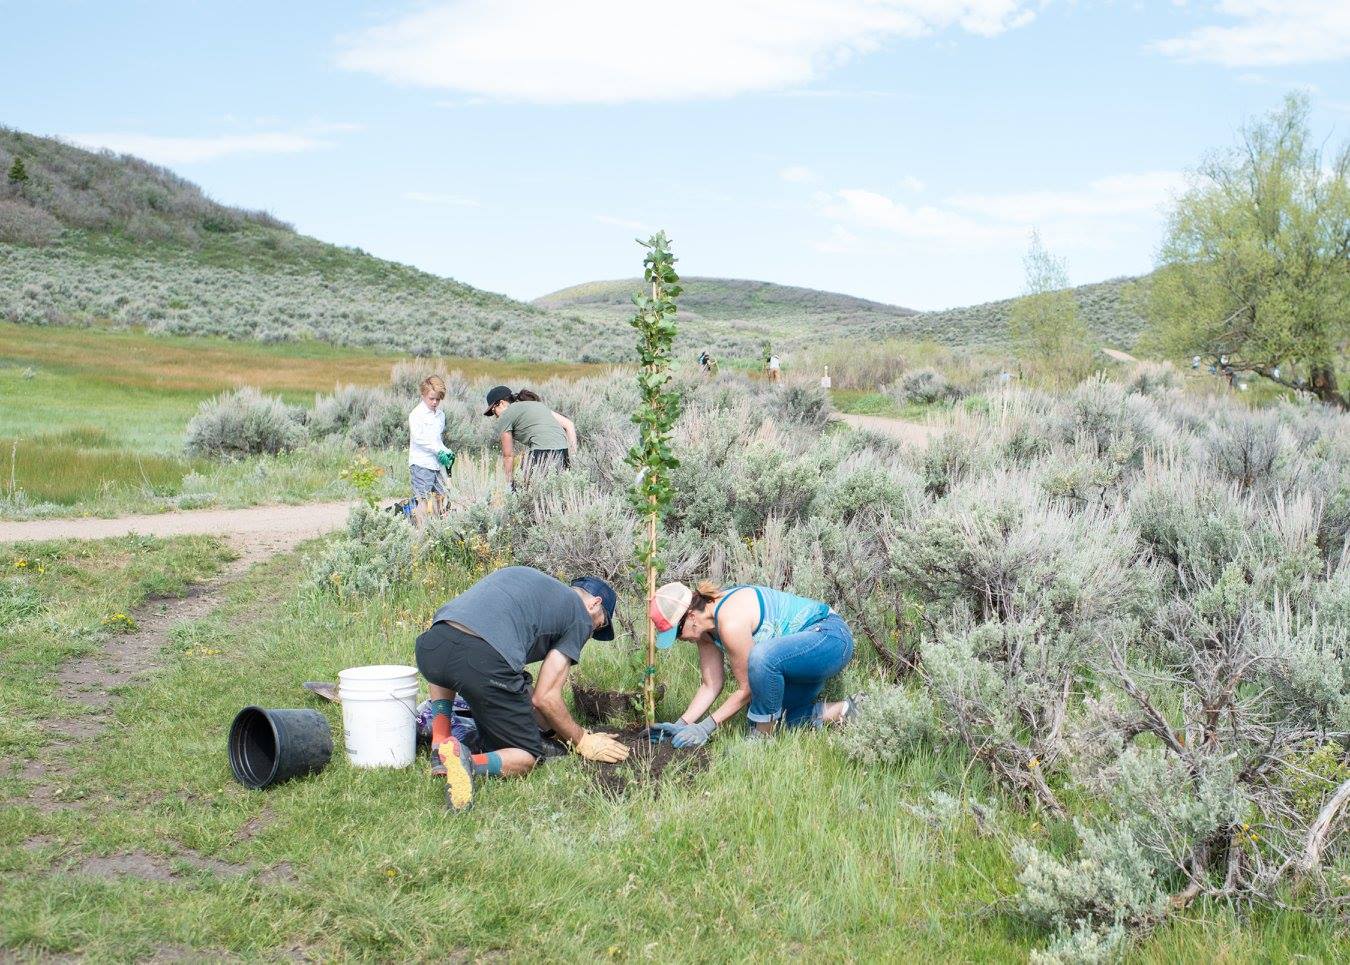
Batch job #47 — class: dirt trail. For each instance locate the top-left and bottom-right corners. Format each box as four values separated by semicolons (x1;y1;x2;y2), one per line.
15;501;350;822
0;501;353;559
837;413;943;446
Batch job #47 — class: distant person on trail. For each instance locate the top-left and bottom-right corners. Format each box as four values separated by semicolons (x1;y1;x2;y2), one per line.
408;375;455;524
483;385;577;485
644;581;862;749
767;354;782;383
697;351;719;378
416;566;629;812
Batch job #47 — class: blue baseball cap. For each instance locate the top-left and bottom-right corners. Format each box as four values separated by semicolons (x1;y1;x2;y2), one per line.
571;576;617;641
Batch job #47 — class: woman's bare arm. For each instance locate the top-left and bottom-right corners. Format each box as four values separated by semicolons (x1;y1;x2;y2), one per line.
678;640;726;723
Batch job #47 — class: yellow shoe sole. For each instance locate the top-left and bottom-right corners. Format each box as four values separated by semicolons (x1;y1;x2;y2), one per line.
439;741;474;813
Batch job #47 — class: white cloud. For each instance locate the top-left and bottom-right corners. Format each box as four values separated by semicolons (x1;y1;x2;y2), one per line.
815;171;1184;251
899;174;926;192
403;192;480;206
337;0;1041;104
1153;1;1350;66
821;188;1023;246
948;171;1186;221
62;131;327;165
779;165;815;183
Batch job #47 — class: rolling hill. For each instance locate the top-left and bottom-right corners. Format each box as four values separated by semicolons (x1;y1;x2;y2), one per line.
1;125;1149;364
0;127;587;361
540;274;1149;357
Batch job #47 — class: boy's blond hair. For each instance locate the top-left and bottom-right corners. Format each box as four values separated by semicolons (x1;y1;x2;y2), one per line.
420;375;447;401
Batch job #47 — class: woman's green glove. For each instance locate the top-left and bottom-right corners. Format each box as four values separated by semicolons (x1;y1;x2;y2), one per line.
437;449;456;469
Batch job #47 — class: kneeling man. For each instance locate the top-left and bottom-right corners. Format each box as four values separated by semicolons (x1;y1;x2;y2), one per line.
415;565;629;811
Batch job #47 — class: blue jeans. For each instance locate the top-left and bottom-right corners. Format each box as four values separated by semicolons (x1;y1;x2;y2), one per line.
746;613;854;727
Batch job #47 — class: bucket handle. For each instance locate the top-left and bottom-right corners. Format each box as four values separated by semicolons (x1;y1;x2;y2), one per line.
339;687;422;721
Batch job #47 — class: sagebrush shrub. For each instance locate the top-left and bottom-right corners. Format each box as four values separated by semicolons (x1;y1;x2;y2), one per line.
310;386;396;440
1014;822;1167;934
310;503;413;596
0;199;61;246
773;382;833;429
1124;361;1181;397
836;686;934;765
1204;409;1292;492
892;367;962;405
184;387;306;458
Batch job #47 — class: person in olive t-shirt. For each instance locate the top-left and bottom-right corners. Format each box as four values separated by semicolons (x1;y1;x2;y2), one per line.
483;385;577;484
415;565;628;811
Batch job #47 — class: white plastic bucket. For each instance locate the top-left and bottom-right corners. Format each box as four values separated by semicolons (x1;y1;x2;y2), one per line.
338;664;420;768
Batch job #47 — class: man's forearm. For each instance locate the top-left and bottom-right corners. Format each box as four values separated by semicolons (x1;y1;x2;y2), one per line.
534;694;582;744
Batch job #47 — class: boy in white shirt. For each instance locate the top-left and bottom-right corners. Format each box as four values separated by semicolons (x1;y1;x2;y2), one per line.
408;375;454;522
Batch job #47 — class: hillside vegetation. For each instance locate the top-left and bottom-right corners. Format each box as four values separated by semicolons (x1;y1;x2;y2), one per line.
0;128;584;360
1;126;1148;363
542;274;1148;359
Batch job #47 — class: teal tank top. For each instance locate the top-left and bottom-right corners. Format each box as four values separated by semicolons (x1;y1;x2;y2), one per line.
711;585;831;651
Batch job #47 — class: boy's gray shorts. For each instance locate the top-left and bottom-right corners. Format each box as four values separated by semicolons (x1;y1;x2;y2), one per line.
410;465;447;497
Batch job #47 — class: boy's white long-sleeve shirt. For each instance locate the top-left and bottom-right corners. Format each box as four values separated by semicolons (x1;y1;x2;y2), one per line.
408;401;448;470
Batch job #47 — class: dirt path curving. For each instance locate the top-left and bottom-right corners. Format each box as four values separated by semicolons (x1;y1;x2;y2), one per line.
837;413;942;447
0;501;353;563
13;502;352;817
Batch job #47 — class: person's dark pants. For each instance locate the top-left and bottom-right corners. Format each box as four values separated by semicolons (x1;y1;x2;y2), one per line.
414;622;544;759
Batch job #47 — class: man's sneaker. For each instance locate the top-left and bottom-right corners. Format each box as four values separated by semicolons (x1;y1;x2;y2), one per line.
439;737;475;813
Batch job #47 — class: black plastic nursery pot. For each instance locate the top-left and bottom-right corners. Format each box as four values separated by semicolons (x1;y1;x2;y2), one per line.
229;706;332;790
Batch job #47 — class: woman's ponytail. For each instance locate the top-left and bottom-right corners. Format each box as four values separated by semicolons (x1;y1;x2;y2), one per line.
512;388;542;403
694;580;723;602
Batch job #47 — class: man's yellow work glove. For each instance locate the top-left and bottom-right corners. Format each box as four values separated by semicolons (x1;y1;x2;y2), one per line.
574;730;629;763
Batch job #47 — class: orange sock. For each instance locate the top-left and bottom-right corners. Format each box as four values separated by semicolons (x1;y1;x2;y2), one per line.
429;698;454;746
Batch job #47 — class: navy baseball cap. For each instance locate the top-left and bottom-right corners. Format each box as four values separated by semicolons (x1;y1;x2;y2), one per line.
484;385;512;416
571;576;617;640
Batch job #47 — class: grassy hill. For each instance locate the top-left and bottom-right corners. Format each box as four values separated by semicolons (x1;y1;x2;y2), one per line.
0;128;594;361
884;275;1148;351
536;276;921;359
1;126;1148;364
541;274;1149;360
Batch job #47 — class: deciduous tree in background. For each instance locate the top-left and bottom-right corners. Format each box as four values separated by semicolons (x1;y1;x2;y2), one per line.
1008;229;1093;385
1147;93;1350;409
626;231;681;726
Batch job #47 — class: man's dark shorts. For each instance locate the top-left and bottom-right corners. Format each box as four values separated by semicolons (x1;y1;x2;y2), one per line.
414;621;544;759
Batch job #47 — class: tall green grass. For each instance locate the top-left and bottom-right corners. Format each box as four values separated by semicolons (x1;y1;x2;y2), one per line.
1;429;206;505
3;542;1345;961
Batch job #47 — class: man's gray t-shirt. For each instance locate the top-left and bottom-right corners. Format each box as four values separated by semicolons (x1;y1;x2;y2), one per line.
432;566;591;671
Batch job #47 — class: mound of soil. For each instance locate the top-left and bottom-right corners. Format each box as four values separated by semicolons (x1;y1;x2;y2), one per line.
571;684;665;728
582;729;710;798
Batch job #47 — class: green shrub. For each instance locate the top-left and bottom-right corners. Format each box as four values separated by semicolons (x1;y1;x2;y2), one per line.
836;687;934;765
184;387;305;458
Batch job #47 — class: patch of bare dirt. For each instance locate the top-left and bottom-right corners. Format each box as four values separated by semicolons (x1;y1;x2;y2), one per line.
233;806;275;843
257;862;296;886
583;729;711;798
837;413;942;447
73;848;253;882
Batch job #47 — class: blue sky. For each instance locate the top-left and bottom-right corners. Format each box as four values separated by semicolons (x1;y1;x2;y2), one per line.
3;1;1347;310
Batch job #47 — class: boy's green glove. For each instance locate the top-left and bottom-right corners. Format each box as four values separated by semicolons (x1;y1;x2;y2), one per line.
436;449;455;469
